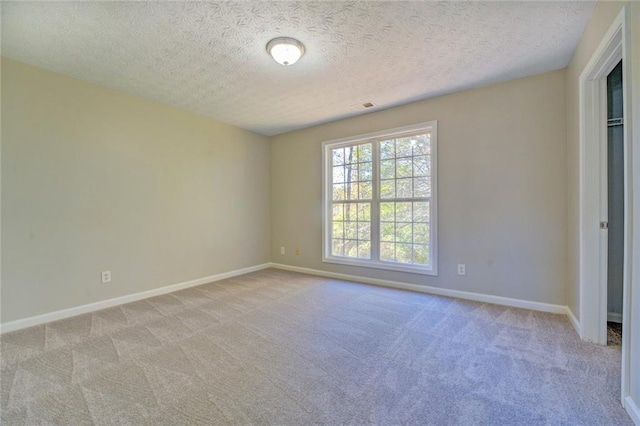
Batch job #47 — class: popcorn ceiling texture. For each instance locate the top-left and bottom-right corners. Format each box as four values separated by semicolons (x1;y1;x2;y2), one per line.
1;1;594;136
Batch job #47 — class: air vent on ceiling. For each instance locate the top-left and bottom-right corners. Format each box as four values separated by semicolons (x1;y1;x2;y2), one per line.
347;102;376;112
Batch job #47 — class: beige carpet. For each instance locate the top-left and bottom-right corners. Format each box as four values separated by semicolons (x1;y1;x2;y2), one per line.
0;269;632;425
608;322;623;346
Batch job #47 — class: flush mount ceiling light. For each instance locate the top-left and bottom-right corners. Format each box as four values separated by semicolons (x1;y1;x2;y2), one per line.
266;37;305;66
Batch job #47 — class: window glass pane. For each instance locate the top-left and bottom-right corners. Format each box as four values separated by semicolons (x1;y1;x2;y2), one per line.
358;144;372;162
380;202;395;221
413;156;428;177
381;242;395;262
332;221;344;239
413;134;431;155
332;202;371;260
344;164;357;184
333;166;345;183
332;239;344;256
358;241;371;259
359;181;372;199
396;158;412;178
396;243;412;263
333;184;345;201
396;222;412;243
396;138;413;158
380;140;395;159
376;134;432;268
332;148;345;166
413;223;429;244
413;202;429;222
358;222;370;241
396;202;412;222
357;203;370;221
345;146;358;164
359;162;372;181
381;222;395;242
345;240;358;257
397;178;412;198
380;160;395;179
346;222;358;239
380;179;395;198
414;177;430;198
332;204;344;221
345;203;358;221
347;182;359;200
413;244;429;265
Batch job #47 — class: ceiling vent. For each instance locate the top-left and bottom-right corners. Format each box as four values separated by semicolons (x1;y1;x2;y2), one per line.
347;102;376;112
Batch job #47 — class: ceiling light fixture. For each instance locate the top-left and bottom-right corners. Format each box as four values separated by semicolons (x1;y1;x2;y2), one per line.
266;37;305;66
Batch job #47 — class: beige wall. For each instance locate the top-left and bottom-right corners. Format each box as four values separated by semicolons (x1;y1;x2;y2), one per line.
1;59;271;323
565;1;626;321
625;0;640;413
270;70;567;305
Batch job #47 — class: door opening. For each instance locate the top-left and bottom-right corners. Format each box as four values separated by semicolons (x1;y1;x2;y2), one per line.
578;6;633;408
606;61;624;346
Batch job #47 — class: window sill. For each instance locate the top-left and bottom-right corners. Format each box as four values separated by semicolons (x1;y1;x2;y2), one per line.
322;256;438;276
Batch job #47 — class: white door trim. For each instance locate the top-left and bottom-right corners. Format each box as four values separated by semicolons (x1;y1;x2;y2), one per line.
578;5;632;406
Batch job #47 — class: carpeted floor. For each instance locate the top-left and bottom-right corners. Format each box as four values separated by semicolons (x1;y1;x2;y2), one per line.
0;269;632;425
607;321;623;346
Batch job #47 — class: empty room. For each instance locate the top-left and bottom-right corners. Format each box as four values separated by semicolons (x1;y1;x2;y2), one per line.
1;1;639;425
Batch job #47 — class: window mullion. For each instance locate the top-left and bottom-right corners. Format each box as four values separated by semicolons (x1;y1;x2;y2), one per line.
371;139;381;262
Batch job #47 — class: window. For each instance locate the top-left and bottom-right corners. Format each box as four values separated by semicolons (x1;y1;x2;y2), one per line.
322;122;437;275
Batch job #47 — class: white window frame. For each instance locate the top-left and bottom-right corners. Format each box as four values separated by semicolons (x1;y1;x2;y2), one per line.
322;121;438;276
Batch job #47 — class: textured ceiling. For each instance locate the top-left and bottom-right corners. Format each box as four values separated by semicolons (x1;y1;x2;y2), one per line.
1;1;594;136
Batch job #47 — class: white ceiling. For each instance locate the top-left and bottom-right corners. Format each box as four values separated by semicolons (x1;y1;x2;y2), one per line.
1;1;594;136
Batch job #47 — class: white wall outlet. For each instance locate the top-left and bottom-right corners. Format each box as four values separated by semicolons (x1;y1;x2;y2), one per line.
280;246;285;255
457;264;466;276
101;270;112;284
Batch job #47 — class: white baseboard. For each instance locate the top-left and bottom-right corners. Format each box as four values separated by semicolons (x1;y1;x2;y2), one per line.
626;396;640;426
270;263;567;315
608;312;623;323
566;307;582;337
0;263;271;334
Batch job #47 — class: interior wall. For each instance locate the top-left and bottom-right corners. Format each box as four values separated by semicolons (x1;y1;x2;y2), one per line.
564;1;640;417
627;0;640;416
565;0;626;322
270;70;567;305
1;58;271;323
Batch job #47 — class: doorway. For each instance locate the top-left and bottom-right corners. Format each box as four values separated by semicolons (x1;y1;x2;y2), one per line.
606;61;624;346
578;6;631;406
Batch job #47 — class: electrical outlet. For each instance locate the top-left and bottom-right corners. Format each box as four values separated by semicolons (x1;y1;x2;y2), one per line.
457;264;466;276
295;248;300;255
280;247;285;255
101;270;112;284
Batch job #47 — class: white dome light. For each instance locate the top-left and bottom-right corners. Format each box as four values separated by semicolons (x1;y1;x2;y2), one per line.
266;37;305;66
